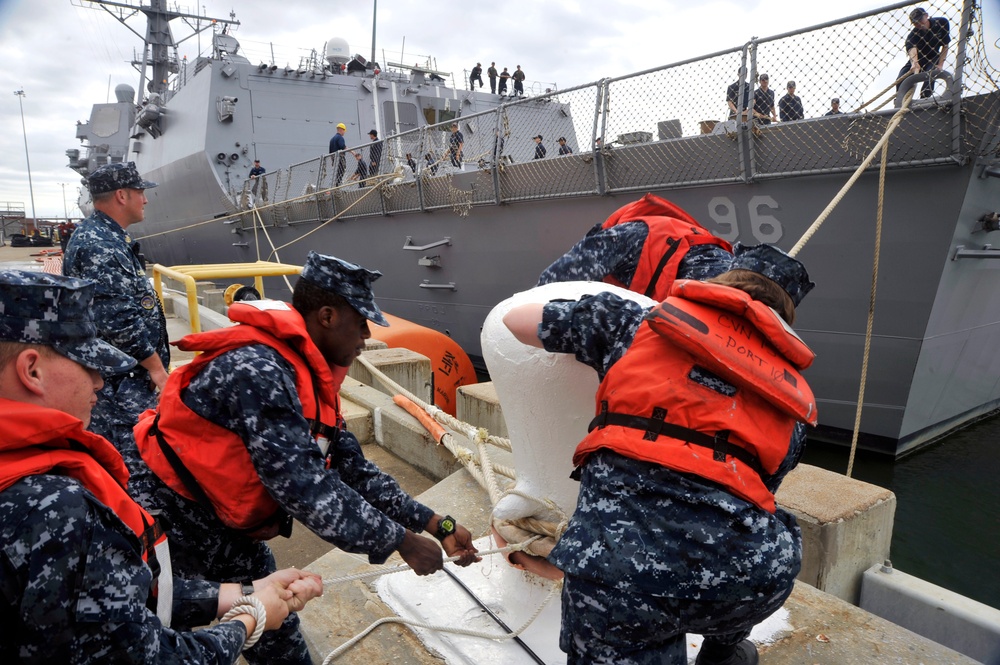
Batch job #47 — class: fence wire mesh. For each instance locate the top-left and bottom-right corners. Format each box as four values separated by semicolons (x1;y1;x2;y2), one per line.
235;0;998;225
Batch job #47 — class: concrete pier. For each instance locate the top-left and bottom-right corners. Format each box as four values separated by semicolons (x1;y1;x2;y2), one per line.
0;245;987;664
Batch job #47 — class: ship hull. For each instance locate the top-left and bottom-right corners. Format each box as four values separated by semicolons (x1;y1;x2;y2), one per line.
134;146;1000;456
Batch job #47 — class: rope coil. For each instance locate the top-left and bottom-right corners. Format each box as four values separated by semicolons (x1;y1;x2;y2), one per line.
221;594;266;650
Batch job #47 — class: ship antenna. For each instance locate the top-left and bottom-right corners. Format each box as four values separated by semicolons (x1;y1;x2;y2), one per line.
370;0;377;72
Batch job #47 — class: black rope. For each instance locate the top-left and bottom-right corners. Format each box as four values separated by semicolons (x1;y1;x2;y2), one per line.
441;566;547;664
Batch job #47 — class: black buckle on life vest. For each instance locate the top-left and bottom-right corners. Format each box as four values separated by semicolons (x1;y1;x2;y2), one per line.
643;407;667;441
589;401;611;432
713;430;731;463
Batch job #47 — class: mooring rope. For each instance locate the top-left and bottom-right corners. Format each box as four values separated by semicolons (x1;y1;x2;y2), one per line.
321;576;559;664
789;88;915;475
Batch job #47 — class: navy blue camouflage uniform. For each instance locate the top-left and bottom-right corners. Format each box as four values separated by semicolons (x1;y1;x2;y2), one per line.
540;285;807;663
537;219;733;288
63;170;169;478
130;254;434;665
0;475;246;664
0;270;245;664
131;345;436;663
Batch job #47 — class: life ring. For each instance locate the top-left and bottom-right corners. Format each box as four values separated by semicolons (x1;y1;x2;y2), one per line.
370;313;476;416
481;282;654;578
895;69;953;107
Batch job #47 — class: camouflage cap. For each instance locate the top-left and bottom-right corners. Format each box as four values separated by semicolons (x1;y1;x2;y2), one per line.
730;243;815;306
87;161;158;195
0;270;136;373
299;252;389;326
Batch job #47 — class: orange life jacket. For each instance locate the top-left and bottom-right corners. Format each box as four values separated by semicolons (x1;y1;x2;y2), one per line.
134;301;346;539
0;399;173;624
576;280;817;512
600;193;733;301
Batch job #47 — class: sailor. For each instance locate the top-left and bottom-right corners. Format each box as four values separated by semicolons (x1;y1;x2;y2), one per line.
557;136;573;155
62;161;170;478
329;122;348;186
533;134;547;159
487;61;499;94
248;159;266;201
897;7;950;98
504;244;817;665
0;270;322;664
538;193;734;300
130;252;480;665
825;97;843;115
366;129;382;181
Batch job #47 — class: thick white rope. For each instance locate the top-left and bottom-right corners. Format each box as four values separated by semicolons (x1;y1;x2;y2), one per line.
220;594;266;650
845;122;891;478
321;577;559;665
788;89;915;258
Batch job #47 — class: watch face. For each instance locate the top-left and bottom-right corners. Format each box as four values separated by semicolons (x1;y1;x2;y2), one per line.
441;518;455;532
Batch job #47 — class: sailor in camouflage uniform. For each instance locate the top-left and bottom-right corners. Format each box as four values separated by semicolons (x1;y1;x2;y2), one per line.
506;244;817;665
63;162;170;477
538;193;734;299
130;252;480;665
0;270;322;664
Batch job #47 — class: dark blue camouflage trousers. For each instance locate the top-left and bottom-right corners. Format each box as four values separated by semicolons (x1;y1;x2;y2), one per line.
155;500;312;665
89;372;158;478
560;573;793;664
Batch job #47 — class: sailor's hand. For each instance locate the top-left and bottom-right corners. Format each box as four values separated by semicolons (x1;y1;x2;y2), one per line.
442;524;481;566
398;529;444;575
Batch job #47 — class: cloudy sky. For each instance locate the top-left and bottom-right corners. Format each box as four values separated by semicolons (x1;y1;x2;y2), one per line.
0;0;997;220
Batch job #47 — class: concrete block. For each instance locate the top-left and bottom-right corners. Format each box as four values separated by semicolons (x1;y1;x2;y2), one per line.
374;400;463;481
456;381;509;438
364;339;388;351
202;288;227;315
777;464;895;604
349;348;432;405
341;396;372;444
164;292;232;332
860;563;1000;663
341;377;461;481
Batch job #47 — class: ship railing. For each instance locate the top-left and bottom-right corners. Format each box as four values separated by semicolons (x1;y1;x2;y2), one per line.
151;261;303;334
233;0;998;225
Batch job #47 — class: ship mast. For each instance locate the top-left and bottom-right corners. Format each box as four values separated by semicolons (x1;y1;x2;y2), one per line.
80;0;238;99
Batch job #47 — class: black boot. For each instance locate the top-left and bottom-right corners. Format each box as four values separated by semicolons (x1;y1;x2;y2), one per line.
694;639;758;665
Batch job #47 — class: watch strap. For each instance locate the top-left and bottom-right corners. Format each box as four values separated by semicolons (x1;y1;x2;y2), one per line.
434;515;456;541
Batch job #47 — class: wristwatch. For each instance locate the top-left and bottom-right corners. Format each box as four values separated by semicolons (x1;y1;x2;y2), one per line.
241;579;255;596
434;515;457;541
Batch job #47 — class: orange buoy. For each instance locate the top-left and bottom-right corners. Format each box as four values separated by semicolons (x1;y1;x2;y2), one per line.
371;313;476;416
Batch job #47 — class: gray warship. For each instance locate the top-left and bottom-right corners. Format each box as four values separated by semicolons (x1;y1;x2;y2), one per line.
66;0;1000;457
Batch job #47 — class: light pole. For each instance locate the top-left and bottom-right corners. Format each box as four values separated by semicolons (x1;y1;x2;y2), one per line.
14;89;37;222
59;183;70;220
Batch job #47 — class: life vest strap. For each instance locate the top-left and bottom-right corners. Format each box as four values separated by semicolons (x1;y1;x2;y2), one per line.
588;401;764;477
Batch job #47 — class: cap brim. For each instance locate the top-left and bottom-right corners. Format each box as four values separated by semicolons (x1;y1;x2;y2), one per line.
54;338;137;375
138;179;158;189
346;297;390;327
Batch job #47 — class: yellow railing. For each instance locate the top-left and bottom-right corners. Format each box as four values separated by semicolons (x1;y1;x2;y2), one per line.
152;261;303;333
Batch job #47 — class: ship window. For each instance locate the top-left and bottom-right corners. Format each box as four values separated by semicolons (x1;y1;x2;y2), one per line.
383;101;418;133
422;107;457;128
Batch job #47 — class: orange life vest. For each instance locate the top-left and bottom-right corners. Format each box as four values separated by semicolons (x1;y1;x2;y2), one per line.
600;193;733;300
0;399;173;623
134;301;346;539
576;280;817;512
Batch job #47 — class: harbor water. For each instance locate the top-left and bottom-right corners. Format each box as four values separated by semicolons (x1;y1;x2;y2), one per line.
804;414;1000;611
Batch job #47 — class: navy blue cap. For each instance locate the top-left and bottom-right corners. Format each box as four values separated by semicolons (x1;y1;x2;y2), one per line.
299;252;389;326
0;270;137;373
87;162;158;195
730;243;815;306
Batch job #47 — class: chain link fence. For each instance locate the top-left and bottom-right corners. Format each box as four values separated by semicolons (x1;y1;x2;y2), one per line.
235;0;998;225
